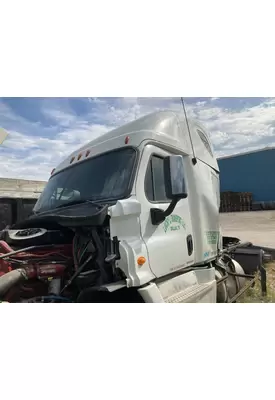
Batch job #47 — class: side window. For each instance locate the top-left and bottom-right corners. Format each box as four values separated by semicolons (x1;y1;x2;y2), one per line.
197;129;213;157
145;155;168;202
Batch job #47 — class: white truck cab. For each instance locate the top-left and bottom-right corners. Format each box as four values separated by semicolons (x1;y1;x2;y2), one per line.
28;110;246;303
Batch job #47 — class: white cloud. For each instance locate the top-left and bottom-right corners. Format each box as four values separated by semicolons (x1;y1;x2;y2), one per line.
42;108;77;127
1;97;275;181
57;124;110;144
0;119;112;180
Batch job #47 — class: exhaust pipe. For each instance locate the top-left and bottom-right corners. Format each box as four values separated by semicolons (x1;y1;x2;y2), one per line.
0;269;27;297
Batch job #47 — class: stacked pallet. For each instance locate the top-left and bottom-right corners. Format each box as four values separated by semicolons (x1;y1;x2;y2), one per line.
220;191;253;213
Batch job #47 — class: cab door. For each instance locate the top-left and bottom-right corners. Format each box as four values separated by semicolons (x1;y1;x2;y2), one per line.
136;144;194;278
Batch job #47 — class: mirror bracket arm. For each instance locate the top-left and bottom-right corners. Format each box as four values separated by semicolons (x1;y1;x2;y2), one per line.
150;198;179;226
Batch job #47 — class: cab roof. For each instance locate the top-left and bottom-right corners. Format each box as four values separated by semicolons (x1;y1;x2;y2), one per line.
53;110;218;175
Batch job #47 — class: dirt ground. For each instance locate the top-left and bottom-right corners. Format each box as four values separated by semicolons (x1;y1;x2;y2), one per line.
237;262;275;303
220;210;275;248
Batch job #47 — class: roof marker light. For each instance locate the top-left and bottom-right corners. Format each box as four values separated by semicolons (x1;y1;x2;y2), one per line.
86;150;91;157
70;157;75;164
51;168;55;175
77;153;82;160
125;136;130;144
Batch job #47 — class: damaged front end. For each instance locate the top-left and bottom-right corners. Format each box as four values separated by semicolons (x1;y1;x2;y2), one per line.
0;201;127;303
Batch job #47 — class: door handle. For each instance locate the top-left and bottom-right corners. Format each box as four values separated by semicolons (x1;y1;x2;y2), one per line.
186;234;193;256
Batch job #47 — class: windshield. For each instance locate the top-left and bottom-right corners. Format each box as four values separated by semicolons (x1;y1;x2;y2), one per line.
33;148;137;213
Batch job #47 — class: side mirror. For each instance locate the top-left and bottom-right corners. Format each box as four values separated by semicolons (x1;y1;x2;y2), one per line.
164;155;187;200
151;155;187;225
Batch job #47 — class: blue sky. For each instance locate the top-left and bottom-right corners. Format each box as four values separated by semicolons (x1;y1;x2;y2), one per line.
0;97;274;181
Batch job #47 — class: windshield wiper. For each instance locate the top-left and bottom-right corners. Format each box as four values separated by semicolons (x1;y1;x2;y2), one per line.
55;199;104;210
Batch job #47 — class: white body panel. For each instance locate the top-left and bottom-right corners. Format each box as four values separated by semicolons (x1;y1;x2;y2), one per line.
108;199;155;287
138;267;217;303
186;159;221;264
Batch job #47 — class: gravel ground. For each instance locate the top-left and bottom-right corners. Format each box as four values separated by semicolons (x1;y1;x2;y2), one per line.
220;211;275;247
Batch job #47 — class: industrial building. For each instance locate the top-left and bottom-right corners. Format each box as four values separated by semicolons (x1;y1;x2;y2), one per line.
0;177;46;198
218;147;275;206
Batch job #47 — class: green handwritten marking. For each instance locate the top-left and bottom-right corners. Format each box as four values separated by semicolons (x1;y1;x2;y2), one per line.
163;215;186;233
205;231;219;245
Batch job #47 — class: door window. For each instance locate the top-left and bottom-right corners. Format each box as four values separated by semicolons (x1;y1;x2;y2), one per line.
145;155;169;203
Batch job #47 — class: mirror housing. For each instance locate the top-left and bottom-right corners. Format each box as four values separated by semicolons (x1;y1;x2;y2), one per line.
151;155;188;225
164;155;187;200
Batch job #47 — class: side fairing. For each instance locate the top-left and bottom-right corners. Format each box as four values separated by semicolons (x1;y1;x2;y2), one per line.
186;159;221;265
